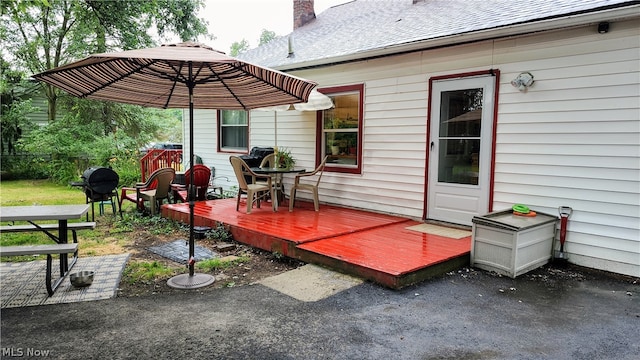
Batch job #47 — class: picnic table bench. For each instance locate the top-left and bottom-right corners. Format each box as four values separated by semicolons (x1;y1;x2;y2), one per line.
0;204;91;296
0;243;79;296
0;222;96;243
0;222;95;296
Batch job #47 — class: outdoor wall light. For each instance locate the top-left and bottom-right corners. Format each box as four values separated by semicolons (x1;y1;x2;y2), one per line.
598;22;610;34
511;72;534;92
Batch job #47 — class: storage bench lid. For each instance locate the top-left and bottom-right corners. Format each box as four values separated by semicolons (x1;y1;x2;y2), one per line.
472;209;557;231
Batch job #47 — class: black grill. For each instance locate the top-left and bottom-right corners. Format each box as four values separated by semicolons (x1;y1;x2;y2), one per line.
82;167;119;200
79;167;120;220
239;147;274;184
239;146;274;167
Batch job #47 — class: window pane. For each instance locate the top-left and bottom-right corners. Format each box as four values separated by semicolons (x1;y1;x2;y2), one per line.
438;138;480;185
222;110;248;125
321;91;360;168
439;89;482;137
221;126;247;148
220;110;248;149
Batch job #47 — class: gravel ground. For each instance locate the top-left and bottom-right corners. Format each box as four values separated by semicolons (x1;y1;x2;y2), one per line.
1;263;638;360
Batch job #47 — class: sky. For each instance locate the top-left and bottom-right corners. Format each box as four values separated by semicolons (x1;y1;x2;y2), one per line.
200;0;350;53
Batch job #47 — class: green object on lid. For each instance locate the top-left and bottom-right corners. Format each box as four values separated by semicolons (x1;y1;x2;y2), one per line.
512;204;530;214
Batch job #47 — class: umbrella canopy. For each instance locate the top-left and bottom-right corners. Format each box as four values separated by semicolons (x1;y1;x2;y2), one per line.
254;88;334;112
254;89;334;146
34;42;317;288
33;41;316;110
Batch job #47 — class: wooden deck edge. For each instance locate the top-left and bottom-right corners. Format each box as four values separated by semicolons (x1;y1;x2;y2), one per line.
227;226;299;259
395;255;470;288
295;248;470;289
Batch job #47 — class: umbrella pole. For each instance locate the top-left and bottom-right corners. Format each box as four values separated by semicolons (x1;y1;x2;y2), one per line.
167;62;215;289
188;78;196;277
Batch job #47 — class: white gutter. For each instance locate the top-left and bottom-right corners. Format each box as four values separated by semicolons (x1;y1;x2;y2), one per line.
276;5;640;71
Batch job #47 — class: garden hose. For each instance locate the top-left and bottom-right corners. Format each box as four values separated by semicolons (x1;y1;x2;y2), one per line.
512;204;530;214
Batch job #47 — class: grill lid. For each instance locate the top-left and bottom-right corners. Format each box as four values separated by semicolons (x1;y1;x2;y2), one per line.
82;167;119;194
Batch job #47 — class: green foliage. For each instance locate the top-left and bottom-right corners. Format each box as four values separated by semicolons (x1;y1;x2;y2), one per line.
3;0;209;122
230;28;276;56
155;0;209;42
2;0;198;184
0;60;37;156
113;213;183;235
224;186;239;199
12;95;182;184
0;154;49;180
275;147;296;169
59;96;164;140
195;256;249;272
229;39;250;56
205;222;233;242
122;261;177;284
259;29;276;46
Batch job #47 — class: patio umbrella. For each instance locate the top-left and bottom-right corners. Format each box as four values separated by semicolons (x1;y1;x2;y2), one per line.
34;41;317;289
254;89;334;146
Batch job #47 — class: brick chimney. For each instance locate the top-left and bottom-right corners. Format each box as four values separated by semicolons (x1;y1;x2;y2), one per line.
293;0;315;29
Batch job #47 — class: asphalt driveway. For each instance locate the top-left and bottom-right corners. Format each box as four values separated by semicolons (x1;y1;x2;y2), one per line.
1;264;638;359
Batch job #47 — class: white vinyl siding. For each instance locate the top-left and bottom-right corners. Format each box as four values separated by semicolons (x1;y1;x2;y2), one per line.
491;21;639;276
191;18;639;277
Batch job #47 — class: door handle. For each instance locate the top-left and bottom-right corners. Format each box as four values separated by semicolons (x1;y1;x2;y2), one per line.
430;141;434;150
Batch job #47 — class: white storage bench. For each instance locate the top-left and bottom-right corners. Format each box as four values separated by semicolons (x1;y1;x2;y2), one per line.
470;209;557;278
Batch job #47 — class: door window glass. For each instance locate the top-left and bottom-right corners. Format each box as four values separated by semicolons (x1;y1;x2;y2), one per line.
437;89;482;185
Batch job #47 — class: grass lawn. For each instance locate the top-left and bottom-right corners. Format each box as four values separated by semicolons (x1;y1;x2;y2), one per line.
1;179;86;206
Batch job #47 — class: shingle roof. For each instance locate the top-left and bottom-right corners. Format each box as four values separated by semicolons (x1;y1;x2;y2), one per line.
238;0;637;69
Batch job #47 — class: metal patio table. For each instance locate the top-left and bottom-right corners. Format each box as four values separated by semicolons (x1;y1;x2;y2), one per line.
250;167;306;207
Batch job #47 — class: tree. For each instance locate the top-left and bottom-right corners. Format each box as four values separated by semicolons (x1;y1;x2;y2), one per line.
1;0;209;182
2;0;209;123
0;57;36;155
230;29;277;56
259;29;276;46
229;39;250;57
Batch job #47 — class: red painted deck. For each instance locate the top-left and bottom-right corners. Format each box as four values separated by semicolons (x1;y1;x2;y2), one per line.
162;198;471;288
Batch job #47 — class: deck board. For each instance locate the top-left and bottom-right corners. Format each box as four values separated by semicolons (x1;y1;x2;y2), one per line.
297;221;471;276
163;198;471;288
167;199;407;244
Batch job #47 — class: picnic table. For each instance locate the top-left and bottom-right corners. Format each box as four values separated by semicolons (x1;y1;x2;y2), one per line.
0;204;90;295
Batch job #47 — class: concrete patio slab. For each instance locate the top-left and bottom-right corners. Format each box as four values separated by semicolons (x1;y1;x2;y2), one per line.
258;264;363;302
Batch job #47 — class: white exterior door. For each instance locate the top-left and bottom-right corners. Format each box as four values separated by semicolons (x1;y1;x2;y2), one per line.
427;75;495;225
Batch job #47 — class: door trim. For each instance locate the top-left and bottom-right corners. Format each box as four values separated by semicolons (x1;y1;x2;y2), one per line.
422;69;500;221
